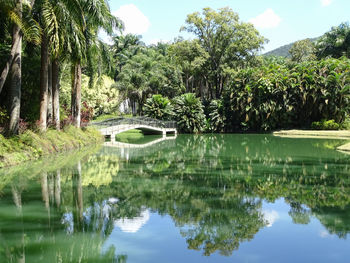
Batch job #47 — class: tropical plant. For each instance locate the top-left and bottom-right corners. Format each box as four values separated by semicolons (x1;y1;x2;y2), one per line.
143;94;173;120
208;99;225;133
0;0;40;135
311;119;340;130
116;48;184;115
222;58;350;132
172;93;205;133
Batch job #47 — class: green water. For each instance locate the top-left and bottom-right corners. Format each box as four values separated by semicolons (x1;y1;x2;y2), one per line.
1;134;350;262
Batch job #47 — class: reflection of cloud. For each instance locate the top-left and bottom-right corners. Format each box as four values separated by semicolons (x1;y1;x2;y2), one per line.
321;0;333;7
319;230;331;238
115;210;150;233
113;4;151;35
249;9;281;29
263;209;280;227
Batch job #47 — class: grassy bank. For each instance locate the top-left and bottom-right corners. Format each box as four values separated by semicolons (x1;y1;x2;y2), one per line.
0;126;103;168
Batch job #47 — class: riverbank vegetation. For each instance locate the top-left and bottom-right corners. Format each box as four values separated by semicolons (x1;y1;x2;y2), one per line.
0;126;102;167
1;4;350;136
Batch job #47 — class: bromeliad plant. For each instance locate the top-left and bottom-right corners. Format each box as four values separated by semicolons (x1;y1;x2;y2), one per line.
143;94;174;120
172;93;206;133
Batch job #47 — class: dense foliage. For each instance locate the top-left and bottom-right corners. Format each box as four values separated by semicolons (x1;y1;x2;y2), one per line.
2;4;350;135
222;58;350;132
172;93;206;133
143;94;173;120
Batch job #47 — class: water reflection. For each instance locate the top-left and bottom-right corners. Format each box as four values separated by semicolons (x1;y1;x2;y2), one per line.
0;135;350;262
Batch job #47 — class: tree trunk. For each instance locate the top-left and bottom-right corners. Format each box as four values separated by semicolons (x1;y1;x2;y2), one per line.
0;0;35;95
47;61;53;125
41;172;49;209
54;170;61;208
71;62;81;128
39;34;49;131
52;59;60;130
7;5;22;136
0;36;21;95
72;161;83;232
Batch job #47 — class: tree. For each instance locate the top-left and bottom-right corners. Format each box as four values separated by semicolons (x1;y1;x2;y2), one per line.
0;0;39;135
168;39;208;96
112;33;144;80
316;22;350;59
69;0;119;128
289;39;316;62
36;0;85;131
0;0;39;95
181;7;266;99
116;48;183;115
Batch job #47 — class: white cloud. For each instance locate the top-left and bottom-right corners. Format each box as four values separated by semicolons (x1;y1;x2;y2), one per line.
263;209;280;227
115;209;150;233
319;230;330;238
113;4;151;35
249;8;281;29
321;0;333;7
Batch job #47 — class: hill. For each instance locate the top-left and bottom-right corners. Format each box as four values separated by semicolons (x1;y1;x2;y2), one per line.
264;37;319;58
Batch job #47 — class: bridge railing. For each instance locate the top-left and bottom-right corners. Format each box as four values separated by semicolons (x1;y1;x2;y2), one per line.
91;117;177;129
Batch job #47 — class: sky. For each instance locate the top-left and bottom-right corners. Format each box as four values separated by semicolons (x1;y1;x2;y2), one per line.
101;0;350;52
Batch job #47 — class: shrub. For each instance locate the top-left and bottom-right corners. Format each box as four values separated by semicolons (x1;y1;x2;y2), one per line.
208;99;226;133
172;93;206;133
143;94;174;120
311;120;340;130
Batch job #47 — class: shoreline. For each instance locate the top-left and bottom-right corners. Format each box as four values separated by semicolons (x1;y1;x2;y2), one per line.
273;129;350;153
0;126;103;168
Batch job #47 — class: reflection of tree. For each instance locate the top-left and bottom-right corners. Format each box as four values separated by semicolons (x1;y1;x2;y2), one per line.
179;198;265;256
313;206;350;239
72;161;84;232
111;134;350;253
2;134;350;260
287;201;311;225
0;162;124;262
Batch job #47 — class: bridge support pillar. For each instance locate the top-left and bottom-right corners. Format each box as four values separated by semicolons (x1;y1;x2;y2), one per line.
110;133;115;142
162;130;166;136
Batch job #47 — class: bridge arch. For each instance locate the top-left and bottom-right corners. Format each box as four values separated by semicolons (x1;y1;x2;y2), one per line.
92;117;177;141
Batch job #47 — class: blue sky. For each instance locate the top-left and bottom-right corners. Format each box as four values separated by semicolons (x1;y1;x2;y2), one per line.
103;0;350;52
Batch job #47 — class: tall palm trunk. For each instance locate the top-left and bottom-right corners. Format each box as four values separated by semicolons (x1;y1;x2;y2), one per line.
39;34;49;131
54;170;61;207
72;161;83;232
52;58;60;130
7;1;22;136
71;61;81;128
47;62;53;125
0;36;21;95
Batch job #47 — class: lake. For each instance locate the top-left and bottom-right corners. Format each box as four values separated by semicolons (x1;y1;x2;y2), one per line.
1;134;350;262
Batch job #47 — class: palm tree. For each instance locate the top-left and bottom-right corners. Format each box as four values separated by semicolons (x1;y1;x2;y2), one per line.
69;0;120;128
0;0;39;135
36;0;120;130
111;34;144;80
37;0;85;131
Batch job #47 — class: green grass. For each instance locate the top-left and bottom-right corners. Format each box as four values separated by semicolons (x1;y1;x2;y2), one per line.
115;129;144;143
0;126;103;168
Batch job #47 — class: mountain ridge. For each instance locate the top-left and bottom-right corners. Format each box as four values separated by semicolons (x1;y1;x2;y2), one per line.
263;37;319;57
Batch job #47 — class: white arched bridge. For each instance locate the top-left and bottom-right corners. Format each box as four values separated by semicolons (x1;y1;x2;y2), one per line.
92;117;177;141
